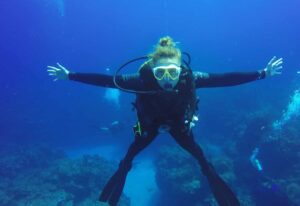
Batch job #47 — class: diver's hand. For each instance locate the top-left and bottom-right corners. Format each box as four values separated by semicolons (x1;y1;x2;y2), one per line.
264;56;283;77
47;63;70;81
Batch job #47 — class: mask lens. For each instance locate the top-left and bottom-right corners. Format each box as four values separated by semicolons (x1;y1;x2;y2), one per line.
168;68;180;79
154;68;166;80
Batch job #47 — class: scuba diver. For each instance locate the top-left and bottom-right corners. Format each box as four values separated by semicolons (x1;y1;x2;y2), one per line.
47;36;283;206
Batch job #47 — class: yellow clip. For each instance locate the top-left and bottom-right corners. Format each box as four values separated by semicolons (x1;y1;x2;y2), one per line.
133;122;142;137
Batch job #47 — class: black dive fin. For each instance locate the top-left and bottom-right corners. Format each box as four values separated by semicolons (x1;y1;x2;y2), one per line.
108;175;127;206
99;171;127;206
99;171;119;202
207;171;240;206
99;163;129;206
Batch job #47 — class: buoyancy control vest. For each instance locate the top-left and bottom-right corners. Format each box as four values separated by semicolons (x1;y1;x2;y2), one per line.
135;61;198;130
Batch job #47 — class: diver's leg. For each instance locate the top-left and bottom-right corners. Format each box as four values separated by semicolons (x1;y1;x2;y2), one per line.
169;128;210;172
169;128;240;206
99;129;158;206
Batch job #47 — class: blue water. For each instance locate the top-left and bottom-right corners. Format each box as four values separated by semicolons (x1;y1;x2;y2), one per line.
1;0;300;205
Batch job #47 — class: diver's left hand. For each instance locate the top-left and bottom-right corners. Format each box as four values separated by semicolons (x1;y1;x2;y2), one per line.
264;56;283;77
47;63;70;81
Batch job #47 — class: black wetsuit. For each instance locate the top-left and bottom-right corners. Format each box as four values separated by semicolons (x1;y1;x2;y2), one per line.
69;69;266;206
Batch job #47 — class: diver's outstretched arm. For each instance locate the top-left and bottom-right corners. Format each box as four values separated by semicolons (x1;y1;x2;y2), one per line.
195;56;283;88
47;63;142;89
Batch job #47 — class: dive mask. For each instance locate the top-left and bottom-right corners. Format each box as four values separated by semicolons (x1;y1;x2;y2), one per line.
152;64;182;81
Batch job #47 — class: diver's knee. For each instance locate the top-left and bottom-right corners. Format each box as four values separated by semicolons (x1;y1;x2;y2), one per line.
201;162;215;177
119;160;132;172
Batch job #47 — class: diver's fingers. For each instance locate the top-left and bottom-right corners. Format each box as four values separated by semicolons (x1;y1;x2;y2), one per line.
57;62;67;71
47;69;57;73
274;61;283;67
53;78;58;81
274;57;283;63
57;62;63;68
274;71;282;75
275;66;283;70
274;60;283;66
268;56;277;65
47;66;60;71
48;73;57;76
272;58;283;66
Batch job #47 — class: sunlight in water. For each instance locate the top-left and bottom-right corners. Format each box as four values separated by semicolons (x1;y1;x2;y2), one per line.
104;88;121;109
46;0;65;17
103;67;121;109
273;89;300;130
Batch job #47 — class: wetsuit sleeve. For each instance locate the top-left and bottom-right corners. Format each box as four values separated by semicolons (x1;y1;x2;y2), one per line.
68;72;142;90
193;70;266;88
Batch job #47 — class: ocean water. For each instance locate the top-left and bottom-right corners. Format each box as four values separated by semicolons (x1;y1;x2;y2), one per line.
1;0;300;205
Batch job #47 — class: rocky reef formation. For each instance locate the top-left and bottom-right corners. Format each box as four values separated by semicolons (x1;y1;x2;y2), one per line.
154;145;246;206
154;115;299;206
0;146;129;206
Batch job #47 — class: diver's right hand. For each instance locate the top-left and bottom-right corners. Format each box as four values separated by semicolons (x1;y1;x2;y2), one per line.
47;63;70;81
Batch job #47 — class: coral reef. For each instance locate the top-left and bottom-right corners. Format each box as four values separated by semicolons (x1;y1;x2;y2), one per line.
0;146;129;206
286;182;300;205
154;145;239;206
155;146;203;193
154;139;297;205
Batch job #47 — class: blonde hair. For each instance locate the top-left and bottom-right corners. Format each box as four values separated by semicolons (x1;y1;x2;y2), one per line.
149;36;181;65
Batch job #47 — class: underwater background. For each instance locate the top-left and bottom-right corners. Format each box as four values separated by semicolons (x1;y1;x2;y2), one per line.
1;0;300;205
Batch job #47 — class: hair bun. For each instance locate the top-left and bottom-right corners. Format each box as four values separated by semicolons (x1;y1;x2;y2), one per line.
149;36;181;64
159;36;174;47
